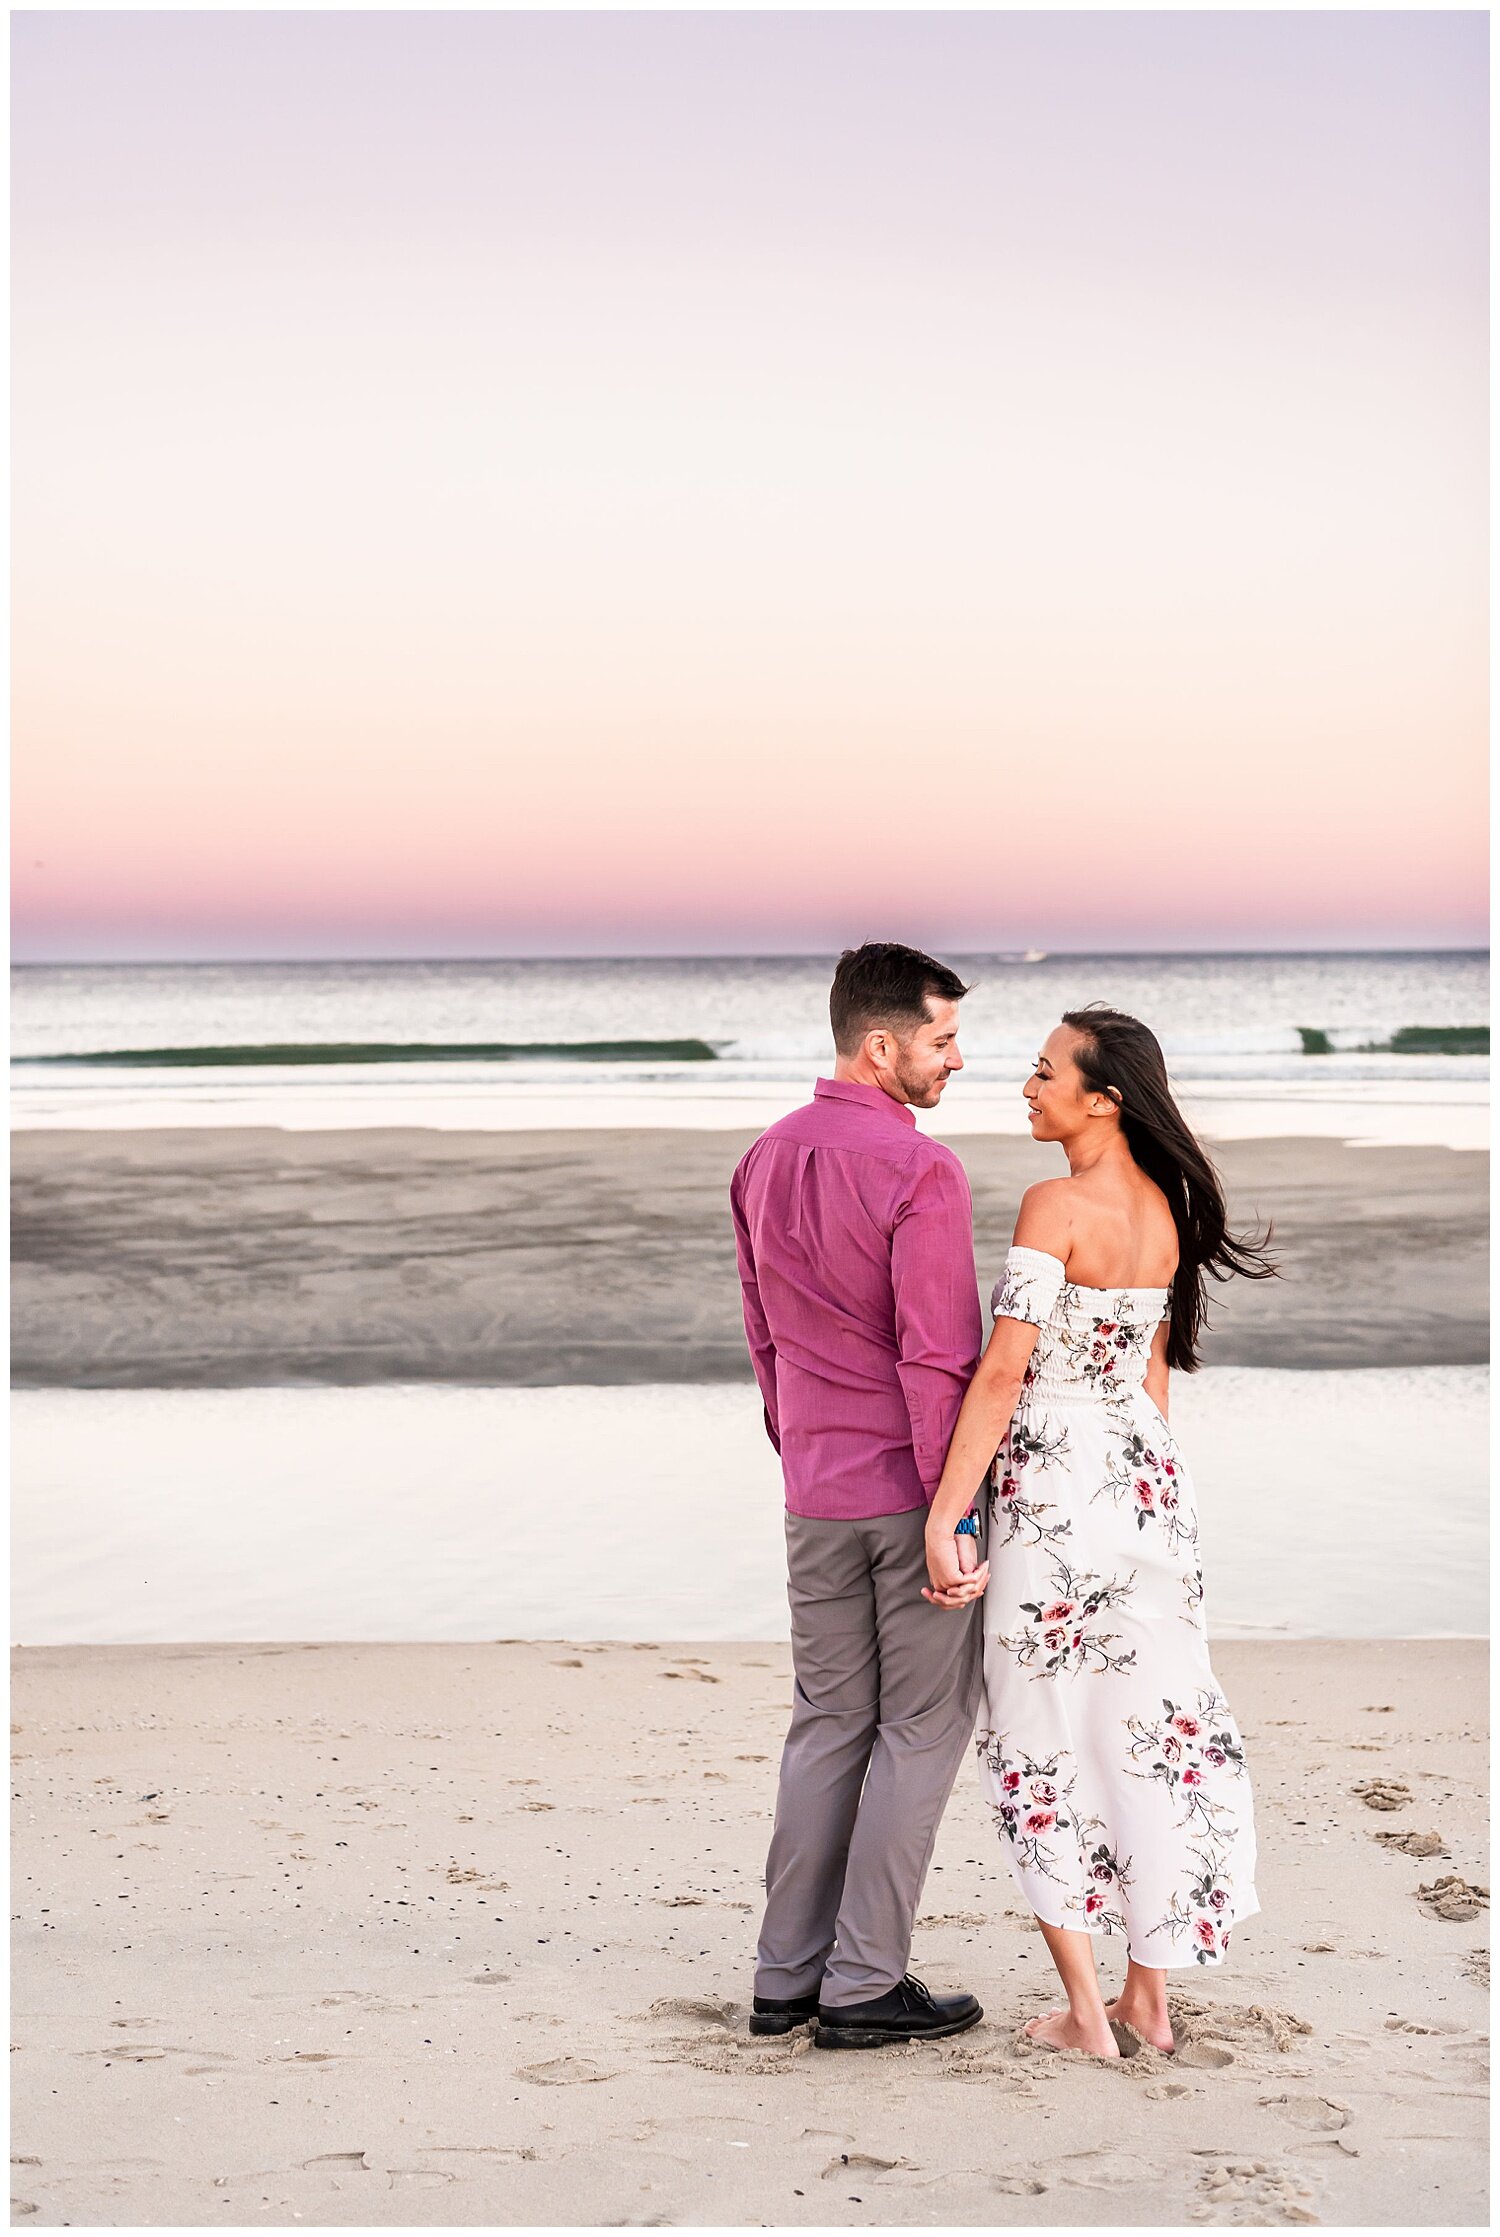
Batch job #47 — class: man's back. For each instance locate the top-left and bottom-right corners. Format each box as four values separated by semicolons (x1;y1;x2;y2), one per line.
731;1076;981;1519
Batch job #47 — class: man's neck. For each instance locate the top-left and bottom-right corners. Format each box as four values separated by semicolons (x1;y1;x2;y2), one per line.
832;1056;909;1106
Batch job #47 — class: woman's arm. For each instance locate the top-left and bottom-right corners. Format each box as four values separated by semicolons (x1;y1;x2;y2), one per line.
921;1314;1039;1603
923;1181;1073;1606
1144;1318;1170;1420
925;1316;1038;1538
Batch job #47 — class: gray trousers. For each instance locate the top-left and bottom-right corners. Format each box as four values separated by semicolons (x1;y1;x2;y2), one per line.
755;1506;985;2010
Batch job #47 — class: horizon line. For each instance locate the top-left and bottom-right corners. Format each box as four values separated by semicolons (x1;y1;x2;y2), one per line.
10;941;1491;971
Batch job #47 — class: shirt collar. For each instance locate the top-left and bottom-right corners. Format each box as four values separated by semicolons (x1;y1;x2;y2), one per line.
814;1076;917;1129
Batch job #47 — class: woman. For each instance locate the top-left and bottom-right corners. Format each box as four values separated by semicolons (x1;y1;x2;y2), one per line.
923;1005;1275;2058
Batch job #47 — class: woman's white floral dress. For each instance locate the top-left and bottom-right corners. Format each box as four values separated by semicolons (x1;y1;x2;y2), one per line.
977;1246;1259;1967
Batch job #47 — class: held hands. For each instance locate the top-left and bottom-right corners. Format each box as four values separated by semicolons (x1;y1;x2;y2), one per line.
922;1520;989;1611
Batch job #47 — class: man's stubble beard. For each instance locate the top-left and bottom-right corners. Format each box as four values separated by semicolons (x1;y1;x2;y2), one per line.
893;1052;948;1109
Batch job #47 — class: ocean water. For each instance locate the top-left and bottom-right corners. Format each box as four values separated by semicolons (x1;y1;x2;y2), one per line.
11;1369;1487;1645
10;951;1489;1142
12;955;1487;1648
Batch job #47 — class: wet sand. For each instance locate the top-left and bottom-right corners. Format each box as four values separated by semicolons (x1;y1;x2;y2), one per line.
10;1128;1488;1386
10;1637;1487;2228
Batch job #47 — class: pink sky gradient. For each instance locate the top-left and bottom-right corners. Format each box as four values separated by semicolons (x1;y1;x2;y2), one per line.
12;14;1488;960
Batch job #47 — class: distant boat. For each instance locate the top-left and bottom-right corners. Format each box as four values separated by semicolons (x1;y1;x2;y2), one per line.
1022;948;1048;964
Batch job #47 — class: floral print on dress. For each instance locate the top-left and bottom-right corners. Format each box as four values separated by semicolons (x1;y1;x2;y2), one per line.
976;1244;1259;1970
1147;1842;1242;1964
974;1736;1140;1938
1009;1419;1072;1473
1047;1294;1166;1409
998;1554;1140;1680
990;1246;1066;1329
989;1463;1074;1555
1095;1427;1199;1557
1125;1690;1248;1836
1066;1820;1135;1938
988;1416;1077;1552
975;1742;1082;1886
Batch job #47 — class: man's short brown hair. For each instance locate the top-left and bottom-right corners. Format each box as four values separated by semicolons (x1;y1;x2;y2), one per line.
829;942;972;1057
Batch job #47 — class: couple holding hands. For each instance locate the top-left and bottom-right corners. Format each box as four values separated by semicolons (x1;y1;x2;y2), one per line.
731;942;1272;2061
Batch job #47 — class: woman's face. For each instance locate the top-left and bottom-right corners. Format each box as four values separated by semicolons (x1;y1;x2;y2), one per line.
1023;1023;1113;1142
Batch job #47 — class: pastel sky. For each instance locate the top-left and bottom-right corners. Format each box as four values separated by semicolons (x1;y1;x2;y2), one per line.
12;12;1488;960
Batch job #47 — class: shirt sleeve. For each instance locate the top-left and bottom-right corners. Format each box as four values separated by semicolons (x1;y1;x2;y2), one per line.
891;1152;982;1499
991;1245;1066;1327
730;1162;781;1455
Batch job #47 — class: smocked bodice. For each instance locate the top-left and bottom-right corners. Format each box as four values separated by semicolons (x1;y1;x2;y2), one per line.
991;1245;1169;1408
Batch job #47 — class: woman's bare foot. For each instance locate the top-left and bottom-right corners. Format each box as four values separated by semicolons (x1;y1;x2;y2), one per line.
1103;1995;1174;2054
1022;2007;1119;2058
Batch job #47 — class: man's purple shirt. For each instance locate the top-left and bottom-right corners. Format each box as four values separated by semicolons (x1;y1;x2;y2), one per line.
729;1076;982;1520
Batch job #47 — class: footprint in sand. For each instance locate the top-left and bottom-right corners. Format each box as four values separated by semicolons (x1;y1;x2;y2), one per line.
1259;2095;1351;2134
423;2147;539;2167
1462;1948;1488;1985
1055;2148;1160;2190
646;1996;737;2026
515;2057;619;2086
1416;1876;1489;1922
1170;1994;1313;2067
1351;1778;1410;1812
1191;2159;1320;2225
938;2031;1032;2086
1374;1828;1447;1859
820;2152;908;2181
654;2030;811;2077
644;1998;813;2078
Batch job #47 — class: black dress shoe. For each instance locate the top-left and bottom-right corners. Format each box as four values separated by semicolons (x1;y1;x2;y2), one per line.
749;1988;821;2037
814;1973;982;2050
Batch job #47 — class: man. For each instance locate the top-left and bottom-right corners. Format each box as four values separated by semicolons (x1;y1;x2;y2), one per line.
730;940;989;2050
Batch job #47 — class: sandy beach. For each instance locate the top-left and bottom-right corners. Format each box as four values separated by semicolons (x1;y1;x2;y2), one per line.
10;1637;1486;2229
10;1127;1488;1385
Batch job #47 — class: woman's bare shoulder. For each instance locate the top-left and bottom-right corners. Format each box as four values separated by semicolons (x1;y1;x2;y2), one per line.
1012;1177;1077;1255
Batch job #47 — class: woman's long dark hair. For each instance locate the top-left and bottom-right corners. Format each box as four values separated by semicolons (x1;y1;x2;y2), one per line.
1061;1004;1277;1371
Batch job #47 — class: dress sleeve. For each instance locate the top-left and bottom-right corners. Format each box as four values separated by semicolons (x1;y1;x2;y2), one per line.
990;1245;1066;1327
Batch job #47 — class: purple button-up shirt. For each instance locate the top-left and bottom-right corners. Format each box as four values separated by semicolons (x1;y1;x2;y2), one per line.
730;1076;982;1520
